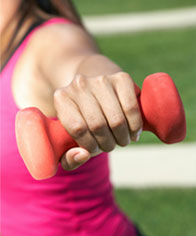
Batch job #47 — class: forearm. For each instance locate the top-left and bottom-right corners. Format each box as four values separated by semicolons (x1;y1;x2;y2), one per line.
75;53;140;95
76;53;123;78
41;52;124;91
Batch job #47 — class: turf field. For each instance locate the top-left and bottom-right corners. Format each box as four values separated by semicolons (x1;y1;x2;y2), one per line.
115;188;196;236
95;27;196;144
74;0;196;15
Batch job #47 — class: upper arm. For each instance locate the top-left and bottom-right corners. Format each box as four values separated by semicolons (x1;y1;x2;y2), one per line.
33;23;100;89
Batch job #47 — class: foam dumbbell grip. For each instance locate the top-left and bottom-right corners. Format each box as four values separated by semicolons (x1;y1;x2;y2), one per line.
15;72;186;180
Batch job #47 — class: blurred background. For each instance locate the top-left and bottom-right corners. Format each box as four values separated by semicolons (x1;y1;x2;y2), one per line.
73;1;196;236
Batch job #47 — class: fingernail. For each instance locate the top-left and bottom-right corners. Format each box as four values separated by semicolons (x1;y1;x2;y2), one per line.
135;128;142;142
74;152;90;163
127;135;131;145
74;153;84;162
131;128;142;142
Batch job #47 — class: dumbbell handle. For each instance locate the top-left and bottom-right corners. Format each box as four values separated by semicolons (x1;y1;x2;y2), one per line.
15;73;186;179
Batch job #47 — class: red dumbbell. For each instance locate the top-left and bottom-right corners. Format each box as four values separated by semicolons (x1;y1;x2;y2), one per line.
15;72;186;180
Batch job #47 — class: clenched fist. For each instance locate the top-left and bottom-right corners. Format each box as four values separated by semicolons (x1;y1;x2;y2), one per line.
54;72;143;171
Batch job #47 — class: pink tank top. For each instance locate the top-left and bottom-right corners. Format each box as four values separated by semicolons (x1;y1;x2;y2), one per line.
0;18;137;236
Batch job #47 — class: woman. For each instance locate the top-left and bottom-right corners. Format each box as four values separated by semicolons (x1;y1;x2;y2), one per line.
0;0;144;235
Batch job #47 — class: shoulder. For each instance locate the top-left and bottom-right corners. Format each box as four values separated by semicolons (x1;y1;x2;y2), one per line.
30;20;98;58
27;19;99;89
28;20;99;84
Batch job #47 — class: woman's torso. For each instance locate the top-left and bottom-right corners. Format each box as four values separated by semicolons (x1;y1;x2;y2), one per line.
0;18;137;236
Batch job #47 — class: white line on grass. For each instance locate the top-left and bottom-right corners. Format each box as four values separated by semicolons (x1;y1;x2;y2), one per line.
109;142;196;187
83;7;196;35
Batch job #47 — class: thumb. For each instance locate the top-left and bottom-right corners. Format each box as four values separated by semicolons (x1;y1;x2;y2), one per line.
61;147;91;171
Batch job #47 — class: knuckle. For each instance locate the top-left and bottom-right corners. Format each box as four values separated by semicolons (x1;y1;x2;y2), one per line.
73;74;86;90
97;75;107;84
116;72;131;80
89;121;107;133
110;72;133;86
69;123;87;139
124;102;139;115
110;115;126;129
54;88;66;101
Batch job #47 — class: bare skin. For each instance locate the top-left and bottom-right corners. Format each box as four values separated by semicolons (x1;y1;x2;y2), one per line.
1;0;143;171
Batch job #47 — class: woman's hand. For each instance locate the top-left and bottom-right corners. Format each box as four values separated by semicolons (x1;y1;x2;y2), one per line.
54;72;143;171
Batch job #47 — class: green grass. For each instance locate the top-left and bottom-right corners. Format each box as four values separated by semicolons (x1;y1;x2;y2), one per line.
73;0;196;15
95;28;196;143
114;188;196;236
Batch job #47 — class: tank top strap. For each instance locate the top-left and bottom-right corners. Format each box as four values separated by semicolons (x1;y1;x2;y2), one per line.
22;17;71;45
20;17;72;49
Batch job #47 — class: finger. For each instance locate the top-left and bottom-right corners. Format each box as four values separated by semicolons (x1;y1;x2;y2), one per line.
73;87;116;152
90;76;130;146
61;147;90;171
110;72;143;141
54;89;99;153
